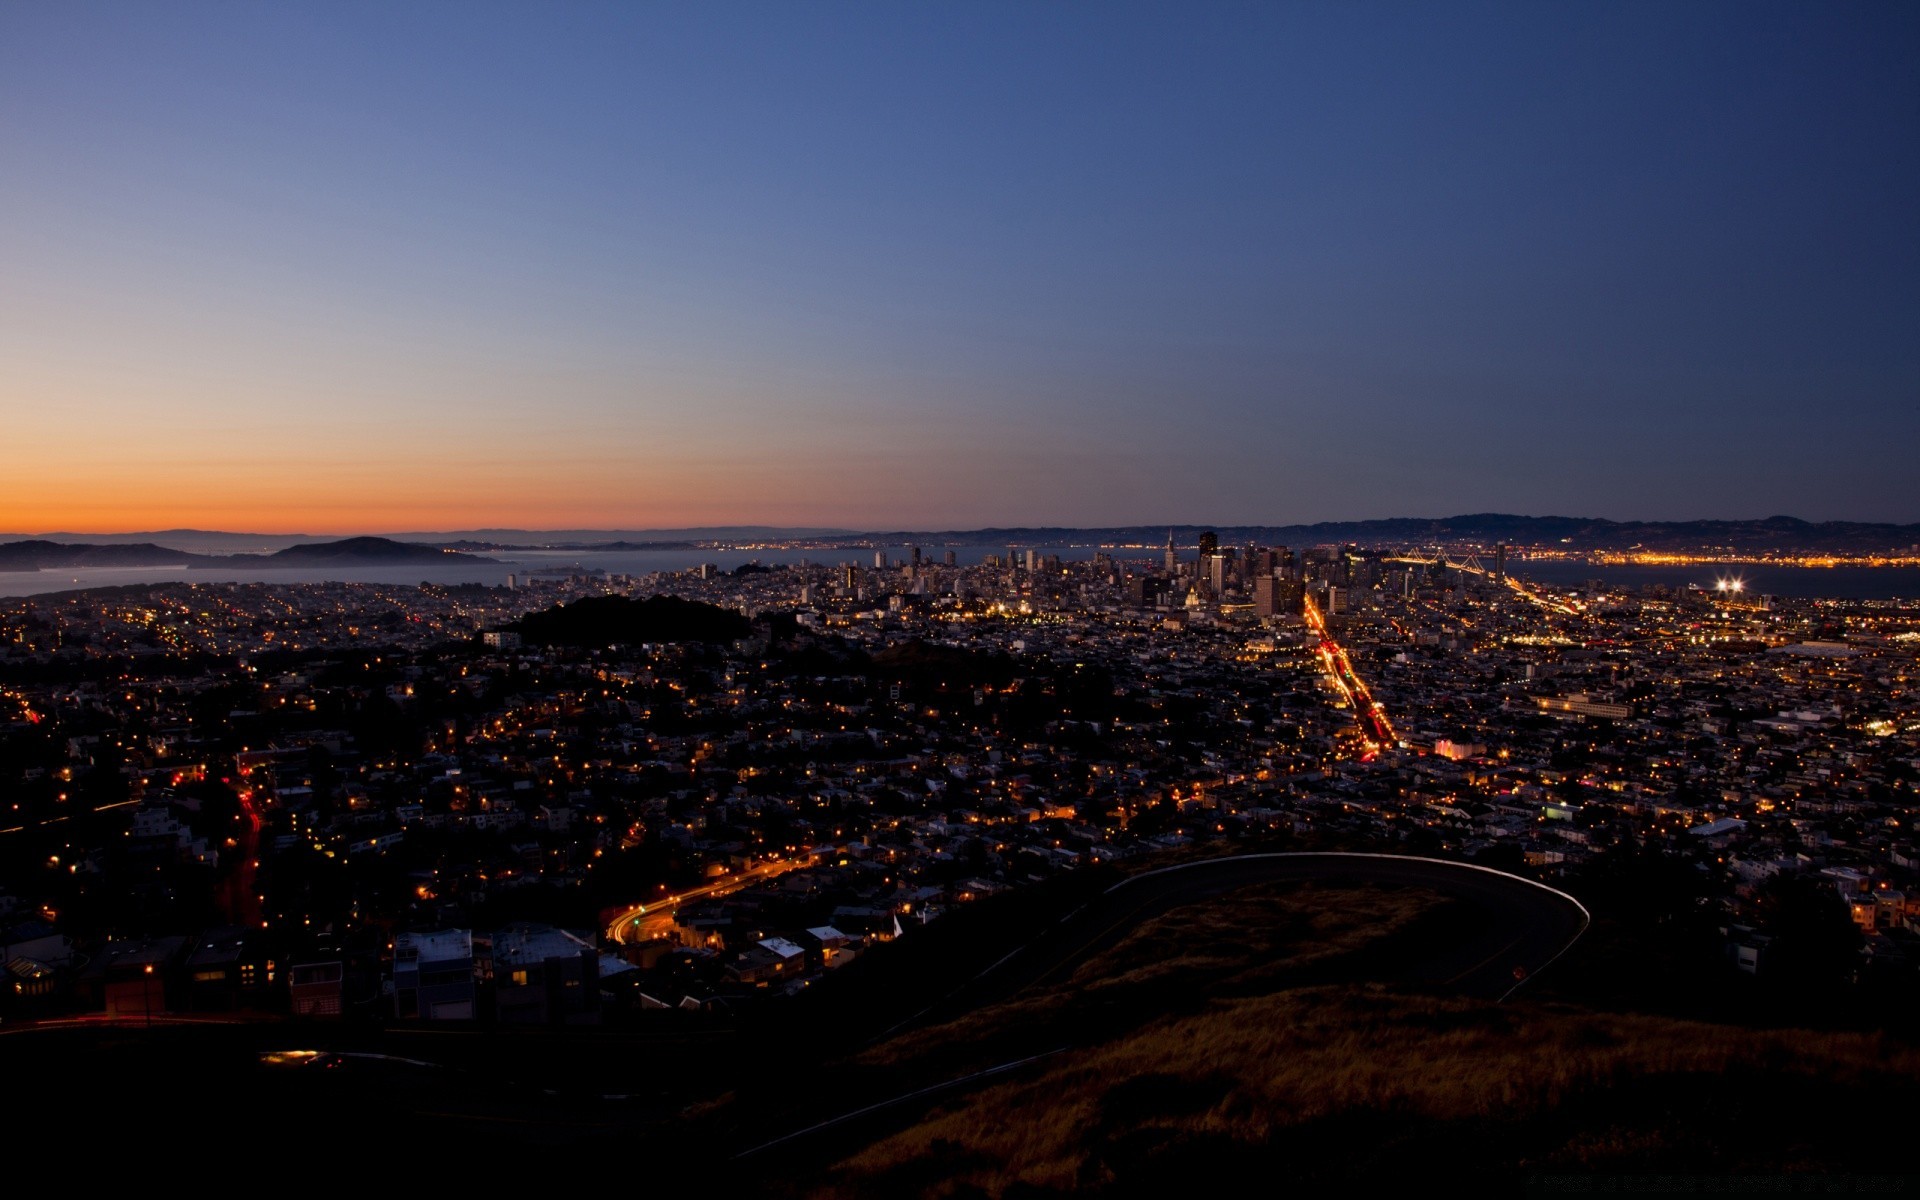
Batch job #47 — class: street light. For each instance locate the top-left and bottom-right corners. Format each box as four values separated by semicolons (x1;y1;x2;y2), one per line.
143;962;154;1028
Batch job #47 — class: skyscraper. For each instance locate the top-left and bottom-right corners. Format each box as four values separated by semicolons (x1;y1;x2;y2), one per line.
1197;531;1219;596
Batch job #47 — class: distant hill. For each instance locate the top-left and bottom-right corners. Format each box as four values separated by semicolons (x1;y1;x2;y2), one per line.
853;514;1920;553
393;526;855;544
510;595;752;646
11;515;1920;557
229;536;493;565
0;536;494;572
0;540;197;571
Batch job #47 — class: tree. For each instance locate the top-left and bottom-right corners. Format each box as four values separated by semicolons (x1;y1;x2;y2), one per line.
1754;874;1862;994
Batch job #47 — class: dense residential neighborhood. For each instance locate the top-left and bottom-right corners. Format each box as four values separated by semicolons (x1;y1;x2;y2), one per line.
4;541;1917;1026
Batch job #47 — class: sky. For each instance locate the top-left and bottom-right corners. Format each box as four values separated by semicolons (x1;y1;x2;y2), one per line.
2;1;1916;534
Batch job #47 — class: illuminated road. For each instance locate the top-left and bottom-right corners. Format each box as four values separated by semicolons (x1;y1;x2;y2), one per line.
606;851;819;945
220;785;264;929
1383;554;1583;616
1302;593;1399;753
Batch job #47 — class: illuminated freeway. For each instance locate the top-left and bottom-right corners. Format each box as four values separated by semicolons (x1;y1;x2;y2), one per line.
606;850;819;945
1302;593;1399;753
1383;553;1583;616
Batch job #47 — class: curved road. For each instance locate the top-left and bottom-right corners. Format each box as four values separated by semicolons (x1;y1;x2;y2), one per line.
741;853;1589;1161
948;851;1591;1012
605;851;817;945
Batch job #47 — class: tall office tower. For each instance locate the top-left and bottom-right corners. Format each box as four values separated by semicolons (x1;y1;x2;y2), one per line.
1197;530;1219;564
1495;543;1507;582
1164;530;1178;575
874;550;887;569
843;563;858;590
1025;548;1039;573
1279;577;1305;613
944;549;957;567
910;546;922;567
1209;553;1227;595
1303;545;1335;581
1254;574;1279;617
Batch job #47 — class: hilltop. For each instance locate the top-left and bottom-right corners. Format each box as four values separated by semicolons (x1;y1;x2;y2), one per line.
231;536;491;565
509;594;753;646
744;875;1920;1196
11;514;1920;556
854;514;1920;554
0;536;494;572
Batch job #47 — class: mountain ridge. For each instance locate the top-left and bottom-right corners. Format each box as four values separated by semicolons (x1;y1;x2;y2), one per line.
5;515;1919;559
0;536;495;572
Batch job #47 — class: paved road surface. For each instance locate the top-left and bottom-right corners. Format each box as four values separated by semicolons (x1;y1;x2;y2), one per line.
605;851;816;944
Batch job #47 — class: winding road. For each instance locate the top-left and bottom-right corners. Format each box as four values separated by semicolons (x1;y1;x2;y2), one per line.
950;851;1591;1011
740;852;1590;1160
605;851;817;944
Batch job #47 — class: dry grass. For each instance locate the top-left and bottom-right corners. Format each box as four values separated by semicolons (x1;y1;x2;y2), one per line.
812;879;1920;1197
1072;879;1444;993
855;881;1445;1073
828;988;1920;1196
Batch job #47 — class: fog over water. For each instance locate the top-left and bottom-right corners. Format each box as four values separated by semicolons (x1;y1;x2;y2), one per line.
4;546;1918;601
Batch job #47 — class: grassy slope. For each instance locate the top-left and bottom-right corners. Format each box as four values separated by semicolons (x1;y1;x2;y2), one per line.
814;883;1920;1197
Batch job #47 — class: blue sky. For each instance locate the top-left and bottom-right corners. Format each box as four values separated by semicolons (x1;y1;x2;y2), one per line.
2;2;1915;531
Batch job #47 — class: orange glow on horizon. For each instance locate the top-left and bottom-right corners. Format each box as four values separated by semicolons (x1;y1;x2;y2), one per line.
3;453;989;535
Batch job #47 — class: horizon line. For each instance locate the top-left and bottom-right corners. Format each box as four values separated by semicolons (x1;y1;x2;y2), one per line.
8;511;1920;543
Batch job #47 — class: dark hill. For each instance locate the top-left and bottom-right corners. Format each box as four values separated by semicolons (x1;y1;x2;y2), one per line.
511;594;752;646
868;639;1020;686
248;536;491;564
0;540;197;571
0;536;494;572
852;514;1920;553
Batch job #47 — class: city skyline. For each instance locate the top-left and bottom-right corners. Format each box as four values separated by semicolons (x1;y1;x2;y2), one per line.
4;2;1917;533
8;6;1920;1183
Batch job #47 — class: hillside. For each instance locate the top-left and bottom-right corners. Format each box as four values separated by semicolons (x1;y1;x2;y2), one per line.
853;514;1920;553
729;878;1920;1196
241;536;491;564
0;535;493;571
0;540;197;571
510;594;753;646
